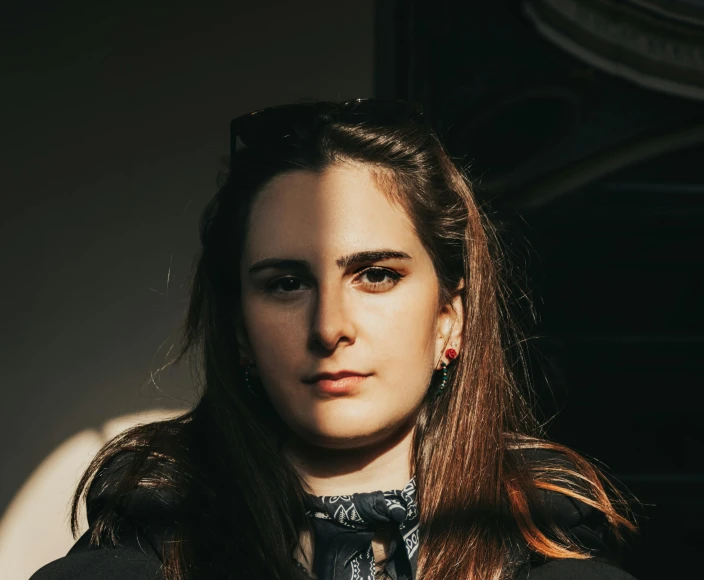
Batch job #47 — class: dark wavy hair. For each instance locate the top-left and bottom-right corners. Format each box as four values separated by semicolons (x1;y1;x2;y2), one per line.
70;103;636;580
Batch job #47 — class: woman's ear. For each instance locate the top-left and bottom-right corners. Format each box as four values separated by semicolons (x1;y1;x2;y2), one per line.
446;277;465;334
447;281;464;351
436;278;465;364
234;308;252;362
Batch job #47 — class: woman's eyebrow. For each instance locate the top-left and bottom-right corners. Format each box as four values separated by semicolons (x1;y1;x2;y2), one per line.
248;249;412;275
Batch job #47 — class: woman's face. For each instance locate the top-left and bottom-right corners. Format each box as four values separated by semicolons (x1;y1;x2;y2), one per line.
238;162;463;450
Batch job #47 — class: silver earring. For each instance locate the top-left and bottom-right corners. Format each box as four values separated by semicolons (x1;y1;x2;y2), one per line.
433;361;449;396
240;358;262;397
433;344;457;397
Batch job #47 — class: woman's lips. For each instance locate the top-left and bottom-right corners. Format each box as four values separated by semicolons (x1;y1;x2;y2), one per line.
312;374;369;395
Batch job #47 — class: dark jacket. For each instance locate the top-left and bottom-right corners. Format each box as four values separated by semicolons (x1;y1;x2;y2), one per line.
29;452;638;580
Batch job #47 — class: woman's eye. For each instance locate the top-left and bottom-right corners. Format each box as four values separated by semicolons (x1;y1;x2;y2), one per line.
360;267;403;287
269;277;304;293
265;267;403;295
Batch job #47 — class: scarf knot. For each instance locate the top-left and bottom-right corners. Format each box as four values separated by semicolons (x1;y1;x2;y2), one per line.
302;477;419;580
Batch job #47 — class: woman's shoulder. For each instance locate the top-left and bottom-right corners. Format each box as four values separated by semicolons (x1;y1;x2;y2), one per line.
29;451;179;580
29;534;163;580
29;515;172;580
513;495;638;580
512;445;638;579
518;558;637;580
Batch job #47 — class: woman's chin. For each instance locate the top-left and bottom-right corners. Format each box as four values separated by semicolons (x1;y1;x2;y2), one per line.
302;422;381;449
294;412;409;451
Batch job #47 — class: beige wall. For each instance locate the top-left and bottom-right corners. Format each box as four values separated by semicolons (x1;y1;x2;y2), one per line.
0;409;185;580
0;2;374;577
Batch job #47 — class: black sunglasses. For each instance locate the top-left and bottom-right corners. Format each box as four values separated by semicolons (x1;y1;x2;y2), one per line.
229;97;425;160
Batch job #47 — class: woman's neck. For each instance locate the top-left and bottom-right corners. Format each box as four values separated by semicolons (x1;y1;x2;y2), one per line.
282;419;415;496
285;420;415;577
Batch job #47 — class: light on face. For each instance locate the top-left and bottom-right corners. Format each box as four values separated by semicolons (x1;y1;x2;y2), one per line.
247;248;412;301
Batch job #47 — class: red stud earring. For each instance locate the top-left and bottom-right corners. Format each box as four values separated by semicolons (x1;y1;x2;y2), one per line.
445;348;457;360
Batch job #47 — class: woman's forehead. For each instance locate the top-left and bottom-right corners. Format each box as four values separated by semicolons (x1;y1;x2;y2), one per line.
243;165;420;264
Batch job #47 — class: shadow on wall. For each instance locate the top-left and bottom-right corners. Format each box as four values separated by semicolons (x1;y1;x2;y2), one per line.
0;408;186;580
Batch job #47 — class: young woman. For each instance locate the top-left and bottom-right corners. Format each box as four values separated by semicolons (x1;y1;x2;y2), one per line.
30;98;638;580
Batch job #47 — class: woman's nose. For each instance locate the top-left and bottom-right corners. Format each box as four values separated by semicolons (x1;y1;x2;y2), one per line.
309;282;357;351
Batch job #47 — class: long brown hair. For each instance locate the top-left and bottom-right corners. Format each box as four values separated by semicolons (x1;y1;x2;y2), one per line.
70;106;636;579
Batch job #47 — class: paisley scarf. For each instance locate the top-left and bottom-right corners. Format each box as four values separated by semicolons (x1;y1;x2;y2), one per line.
300;476;419;580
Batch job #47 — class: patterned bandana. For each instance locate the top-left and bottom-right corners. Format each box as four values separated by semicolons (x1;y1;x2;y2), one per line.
301;477;419;580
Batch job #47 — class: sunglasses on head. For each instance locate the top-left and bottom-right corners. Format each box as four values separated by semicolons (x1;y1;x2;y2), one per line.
229;97;425;160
